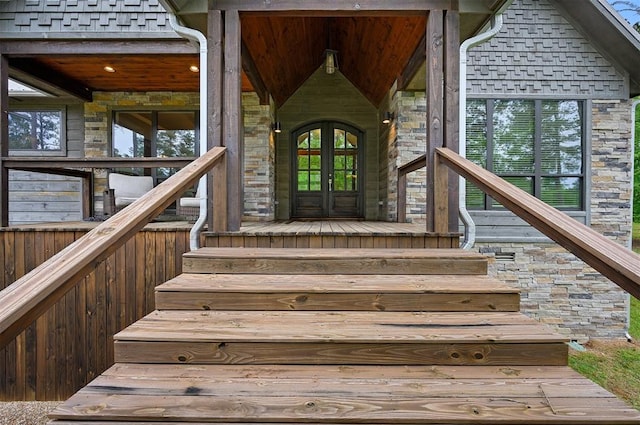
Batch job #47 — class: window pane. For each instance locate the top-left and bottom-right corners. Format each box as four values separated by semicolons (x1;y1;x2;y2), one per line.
542;177;581;209
334;129;346;149
466;100;487;168
541;101;582;175
113;112;152;158
492;177;532;209
310;128;321;149
157;111;197;181
465;181;485;209
493;100;534;174
298;155;309;169
346;132;358;149
9;110;62;150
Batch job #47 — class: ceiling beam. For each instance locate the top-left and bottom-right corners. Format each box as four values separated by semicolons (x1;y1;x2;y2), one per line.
398;34;426;90
9;58;93;102
211;0;452;15
0;39;197;56
241;41;269;105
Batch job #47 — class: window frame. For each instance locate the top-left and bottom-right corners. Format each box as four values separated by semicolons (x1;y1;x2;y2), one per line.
110;109;200;185
8;106;67;157
466;98;586;211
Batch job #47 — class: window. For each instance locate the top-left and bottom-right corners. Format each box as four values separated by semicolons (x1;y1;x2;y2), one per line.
112;110;199;184
466;99;584;210
8;109;65;155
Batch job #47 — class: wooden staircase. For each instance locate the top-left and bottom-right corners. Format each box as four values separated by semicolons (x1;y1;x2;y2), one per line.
49;248;640;424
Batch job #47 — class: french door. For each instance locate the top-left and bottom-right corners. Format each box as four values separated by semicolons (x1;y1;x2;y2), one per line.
292;121;364;218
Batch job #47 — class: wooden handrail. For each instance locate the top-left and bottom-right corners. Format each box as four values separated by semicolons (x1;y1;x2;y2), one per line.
397;154;427;223
0;146;226;348
435;146;640;299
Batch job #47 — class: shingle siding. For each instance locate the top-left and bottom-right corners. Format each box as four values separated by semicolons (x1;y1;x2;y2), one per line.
467;0;627;99
0;0;178;38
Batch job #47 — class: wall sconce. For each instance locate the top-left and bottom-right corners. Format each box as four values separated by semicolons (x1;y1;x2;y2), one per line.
382;112;393;124
272;121;282;133
324;49;338;74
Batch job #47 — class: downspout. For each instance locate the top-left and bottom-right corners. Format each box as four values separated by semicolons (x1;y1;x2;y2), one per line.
626;98;639;342
160;1;208;250
458;6;508;249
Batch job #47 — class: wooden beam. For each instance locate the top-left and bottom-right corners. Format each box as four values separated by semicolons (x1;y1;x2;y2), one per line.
9;58;93;102
2;157;196;169
223;9;244;231
398;34;426;91
425;10;444;233
0;147;226;349
0;40;197;56
211;0;452;13
242;41;270;105
0;55;8;227
444;6;460;233
208;10;227;232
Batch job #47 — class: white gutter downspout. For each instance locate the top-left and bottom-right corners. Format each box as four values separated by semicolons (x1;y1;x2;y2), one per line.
626;99;639;342
459;8;507;250
161;2;208;250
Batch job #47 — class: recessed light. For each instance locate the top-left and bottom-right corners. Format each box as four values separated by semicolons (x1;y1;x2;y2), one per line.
189;65;199;73
103;65;116;73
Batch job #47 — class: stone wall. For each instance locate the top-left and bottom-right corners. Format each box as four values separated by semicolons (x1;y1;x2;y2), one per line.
243;93;275;221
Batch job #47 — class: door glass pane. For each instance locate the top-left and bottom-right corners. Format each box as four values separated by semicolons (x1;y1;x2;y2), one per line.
298;171;309;191
346;132;358;149
113;111;152;176
297;129;321;192
310;171;321;191
334;129;346;148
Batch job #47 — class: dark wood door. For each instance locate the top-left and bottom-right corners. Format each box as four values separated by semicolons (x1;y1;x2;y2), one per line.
292;122;364;218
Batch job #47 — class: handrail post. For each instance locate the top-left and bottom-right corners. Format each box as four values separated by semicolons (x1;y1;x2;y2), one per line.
212;153;227;232
433;151;449;233
397;172;407;223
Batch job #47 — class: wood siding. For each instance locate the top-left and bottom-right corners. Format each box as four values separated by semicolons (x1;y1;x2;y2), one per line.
7;101;85;225
0;226;191;401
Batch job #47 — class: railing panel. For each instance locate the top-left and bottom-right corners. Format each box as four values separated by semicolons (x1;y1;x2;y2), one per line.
436;147;640;299
0;226;192;400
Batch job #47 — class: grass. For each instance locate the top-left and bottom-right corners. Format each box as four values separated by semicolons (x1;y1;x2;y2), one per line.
567;224;640;410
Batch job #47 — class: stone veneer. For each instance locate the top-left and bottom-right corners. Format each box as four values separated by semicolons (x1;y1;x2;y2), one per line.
242;93;275;221
84;91;275;221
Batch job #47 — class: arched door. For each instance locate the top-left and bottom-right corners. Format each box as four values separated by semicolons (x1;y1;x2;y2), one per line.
292;121;364;218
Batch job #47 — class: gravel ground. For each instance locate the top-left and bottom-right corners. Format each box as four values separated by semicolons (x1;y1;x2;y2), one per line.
0;402;61;425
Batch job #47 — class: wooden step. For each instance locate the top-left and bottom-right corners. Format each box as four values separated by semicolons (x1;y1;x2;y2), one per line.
182;248;488;275
155;273;521;312
49;364;640;424
113;310;568;366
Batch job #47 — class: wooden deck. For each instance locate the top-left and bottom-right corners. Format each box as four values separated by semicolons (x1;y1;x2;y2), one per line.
204;220;460;248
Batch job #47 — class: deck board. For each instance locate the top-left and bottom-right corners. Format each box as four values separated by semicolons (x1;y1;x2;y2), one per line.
49;365;640;424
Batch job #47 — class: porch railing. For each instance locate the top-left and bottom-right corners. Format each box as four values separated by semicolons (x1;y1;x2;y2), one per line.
434;147;640;300
0;146;227;348
397;154;426;223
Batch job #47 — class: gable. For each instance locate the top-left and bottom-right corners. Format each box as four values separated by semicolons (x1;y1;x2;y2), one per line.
466;0;628;99
0;0;180;39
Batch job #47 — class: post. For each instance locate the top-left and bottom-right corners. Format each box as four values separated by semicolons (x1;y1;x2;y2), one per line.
208;9;226;231
0;55;9;227
444;5;460;233
223;9;243;231
425;10;444;233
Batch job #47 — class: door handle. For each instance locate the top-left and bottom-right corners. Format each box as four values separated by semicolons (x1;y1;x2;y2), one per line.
328;177;333;192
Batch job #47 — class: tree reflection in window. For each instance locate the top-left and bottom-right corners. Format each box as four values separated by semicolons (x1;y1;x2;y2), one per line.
466;99;583;210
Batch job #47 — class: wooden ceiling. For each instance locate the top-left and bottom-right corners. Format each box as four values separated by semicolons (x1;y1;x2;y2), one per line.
6;13;474;107
241;16;427;106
